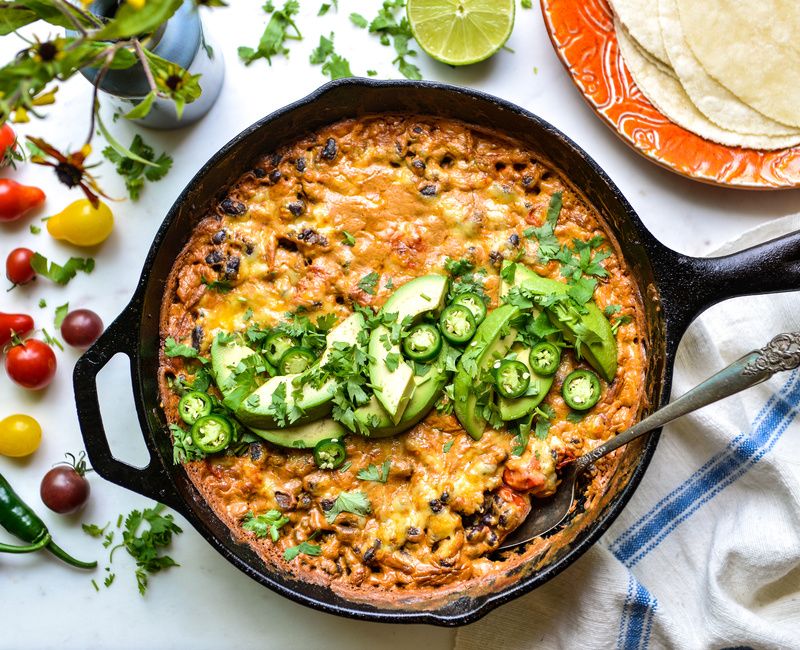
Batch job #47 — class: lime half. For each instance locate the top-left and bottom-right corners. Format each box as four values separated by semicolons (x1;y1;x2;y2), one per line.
407;0;515;66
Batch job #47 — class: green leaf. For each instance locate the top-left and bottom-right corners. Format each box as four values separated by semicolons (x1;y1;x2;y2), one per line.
309;33;334;64
124;91;157;120
94;0;183;40
357;271;380;295
350;12;368;28
97;116;157;167
341;231;356;246
284;539;321;561
82;522;107;538
324;491;371;523
54;302;68;328
30;253;94;285
442;439;454;453
0;6;37;35
238;0;301;66
29;224;40;234
357;460;390;483
242;510;289;542
322;53;352;80
164;337;209;364
14;0;97;30
102;132;173;200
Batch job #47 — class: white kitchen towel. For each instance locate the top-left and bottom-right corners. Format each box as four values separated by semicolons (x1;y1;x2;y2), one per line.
455;215;800;650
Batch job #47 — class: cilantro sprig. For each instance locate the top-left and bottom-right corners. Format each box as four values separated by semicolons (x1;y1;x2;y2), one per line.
239;0;302;65
30;253;94;285
102;134;172;201
324;491;371;523
242;510;289;542
357;460;390;483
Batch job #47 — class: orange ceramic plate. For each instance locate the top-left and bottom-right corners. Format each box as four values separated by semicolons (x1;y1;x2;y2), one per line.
541;0;800;189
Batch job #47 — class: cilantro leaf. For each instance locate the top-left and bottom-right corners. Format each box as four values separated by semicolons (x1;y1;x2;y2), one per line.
524;191;562;262
567;276;597;305
82;523;108;538
341;231;356;246
350;12;368;28
442;438;454;453
310;32;353;80
238;0;301;66
201;276;233;293
164;337;208;364
357;271;380;295
324;490;371;523
54;302;69;328
385;352;400;372
284;539;321;561
357;459;390;483
366;0;423;80
242;510;289;542
101;134;172;201
30;253;94;285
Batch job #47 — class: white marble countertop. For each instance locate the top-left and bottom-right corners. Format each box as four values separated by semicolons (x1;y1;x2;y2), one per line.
1;2;797;649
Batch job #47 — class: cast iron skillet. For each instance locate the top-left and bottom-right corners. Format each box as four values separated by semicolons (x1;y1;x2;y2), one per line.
73;79;800;626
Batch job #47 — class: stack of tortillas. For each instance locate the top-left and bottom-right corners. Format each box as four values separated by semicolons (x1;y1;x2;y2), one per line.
610;0;800;149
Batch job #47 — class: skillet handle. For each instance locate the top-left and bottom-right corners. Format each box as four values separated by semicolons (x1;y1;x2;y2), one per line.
663;229;800;340
73;303;186;514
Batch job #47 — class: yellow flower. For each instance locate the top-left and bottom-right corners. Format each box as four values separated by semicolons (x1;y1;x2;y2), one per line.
12;107;29;123
126;0;146;9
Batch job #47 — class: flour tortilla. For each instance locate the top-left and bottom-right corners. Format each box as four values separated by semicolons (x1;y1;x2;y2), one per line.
658;0;799;137
615;19;800;150
676;0;800;128
608;0;669;65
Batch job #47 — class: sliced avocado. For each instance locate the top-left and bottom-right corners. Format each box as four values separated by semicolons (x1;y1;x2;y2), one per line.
368;274;449;424
497;345;555;421
501;261;617;382
235;313;365;428
356;344;451;438
454;304;521;440
249;419;345;449
210;337;259;399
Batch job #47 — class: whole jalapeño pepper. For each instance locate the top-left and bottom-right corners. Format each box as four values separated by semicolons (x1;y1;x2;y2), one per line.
0;471;96;568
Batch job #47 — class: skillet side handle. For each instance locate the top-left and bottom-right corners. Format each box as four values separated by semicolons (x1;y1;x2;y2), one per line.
73;305;185;513
662;230;800;340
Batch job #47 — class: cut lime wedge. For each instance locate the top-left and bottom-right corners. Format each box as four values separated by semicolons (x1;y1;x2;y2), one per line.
407;0;515;66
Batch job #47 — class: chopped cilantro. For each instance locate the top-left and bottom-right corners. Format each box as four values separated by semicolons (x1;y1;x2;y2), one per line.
238;0;302;65
38;299;46;308
30;253;94;285
524;191;562;262
357;459;390;483
442;439;455;453
54;302;69;328
324;491;371;523
365;0;423;80
342;230;356;246
201;276;233;293
284;537;322;561
29;224;40;234
350;12;368;27
164;338;208;363
242;510;289;542
310;33;353;80
102;134;172;201
82;523;108;538
357;271;380;295
385;352;400;372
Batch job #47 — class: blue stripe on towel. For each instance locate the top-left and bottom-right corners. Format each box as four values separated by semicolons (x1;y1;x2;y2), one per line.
611;370;800;568
617;574;658;650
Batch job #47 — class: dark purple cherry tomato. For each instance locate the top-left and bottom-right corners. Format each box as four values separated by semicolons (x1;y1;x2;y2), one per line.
60;309;103;348
40;453;91;514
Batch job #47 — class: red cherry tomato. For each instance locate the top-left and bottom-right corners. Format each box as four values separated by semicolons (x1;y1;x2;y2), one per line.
5;339;56;390
41;462;91;514
0;179;46;222
60;309;103;348
6;247;35;286
0;312;34;347
0;124;16;167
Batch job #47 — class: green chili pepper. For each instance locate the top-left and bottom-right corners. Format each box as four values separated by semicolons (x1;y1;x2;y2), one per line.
0;471;96;568
439;304;477;345
191;414;234;454
313;438;347;470
530;342;561;376
493;359;531;399
452;291;487;325
402;323;442;362
278;347;316;375
562;369;602;411
178;391;213;425
264;332;297;367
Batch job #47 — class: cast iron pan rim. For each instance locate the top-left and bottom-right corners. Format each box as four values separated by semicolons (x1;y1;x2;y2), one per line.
130;78;665;626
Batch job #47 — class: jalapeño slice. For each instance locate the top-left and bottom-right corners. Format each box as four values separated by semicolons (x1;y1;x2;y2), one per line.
191;414;234;454
452;291;487;325
279;347;316;375
439;304;477;345
178;391;213;425
264;331;297;366
562;369;602;411
402;323;442;362
493;359;531;399
530;342;561;376
313;438;347;470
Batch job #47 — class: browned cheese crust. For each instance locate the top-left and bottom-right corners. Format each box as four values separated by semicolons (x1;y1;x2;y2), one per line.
159;115;647;602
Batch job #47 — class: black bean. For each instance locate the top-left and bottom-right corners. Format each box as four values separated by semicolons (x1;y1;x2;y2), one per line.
363;539;381;563
509;233;520;247
407;526;421;537
205;250;223;265
297;228;328;246
429;499;443;513
297;493;312;510
252;168;267;179
335;296;345;305
489;251;503;267
522;174;534;187
498;514;508;527
320;498;334;511
274;491;294;510
466;527;482;542
269;169;282;184
191;325;203;350
225;256;240;278
288;201;305;216
413;126;423;134
244;240;255;255
440;491;449;503
295;157;306;172
420;184;437;197
211;229;226;244
221;198;246;216
321;138;337;160
270;153;282;167
439;558;454;567
249;443;264;461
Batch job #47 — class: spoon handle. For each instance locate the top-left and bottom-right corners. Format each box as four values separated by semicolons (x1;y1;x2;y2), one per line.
577;332;800;470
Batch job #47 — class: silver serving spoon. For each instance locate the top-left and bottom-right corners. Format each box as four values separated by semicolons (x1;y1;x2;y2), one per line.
498;331;800;551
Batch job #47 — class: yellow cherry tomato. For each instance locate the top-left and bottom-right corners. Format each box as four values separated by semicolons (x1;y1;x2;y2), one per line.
47;199;114;247
0;414;42;457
